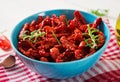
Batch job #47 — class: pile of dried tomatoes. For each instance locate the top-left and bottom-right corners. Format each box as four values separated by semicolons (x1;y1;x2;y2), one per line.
18;11;105;62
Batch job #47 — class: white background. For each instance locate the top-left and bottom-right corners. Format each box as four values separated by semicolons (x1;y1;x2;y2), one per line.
0;0;120;54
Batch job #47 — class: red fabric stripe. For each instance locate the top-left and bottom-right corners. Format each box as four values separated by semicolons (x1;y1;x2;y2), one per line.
86;68;99;81
0;67;10;81
70;77;79;82
0;51;14;58
78;74;86;81
86;70;120;82
84;72;96;82
0;79;9;82
101;54;120;60
95;63;109;79
102;60;113;70
23;68;33;82
109;60;120;71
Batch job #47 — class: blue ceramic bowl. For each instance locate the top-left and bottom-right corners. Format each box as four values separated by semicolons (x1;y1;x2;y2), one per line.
11;9;110;79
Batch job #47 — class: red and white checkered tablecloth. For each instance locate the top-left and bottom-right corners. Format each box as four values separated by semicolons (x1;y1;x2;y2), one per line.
0;19;120;82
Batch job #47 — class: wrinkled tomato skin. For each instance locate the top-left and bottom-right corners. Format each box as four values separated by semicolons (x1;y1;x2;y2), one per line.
0;35;11;51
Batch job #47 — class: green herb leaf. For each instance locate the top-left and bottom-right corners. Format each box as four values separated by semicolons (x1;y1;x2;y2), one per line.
84;25;99;49
52;31;61;45
65;18;68;25
22;29;46;43
90;9;109;17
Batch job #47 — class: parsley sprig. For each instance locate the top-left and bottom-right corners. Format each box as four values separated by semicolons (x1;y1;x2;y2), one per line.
84;25;99;49
22;29;46;43
90;9;109;17
52;31;61;45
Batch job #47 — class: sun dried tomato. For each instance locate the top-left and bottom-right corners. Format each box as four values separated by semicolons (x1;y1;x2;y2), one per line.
74;49;83;59
50;47;60;60
60;36;76;50
79;41;86;48
74;10;87;25
67;19;76;32
40;57;48;62
0;35;11;51
92;17;102;28
18;23;29;40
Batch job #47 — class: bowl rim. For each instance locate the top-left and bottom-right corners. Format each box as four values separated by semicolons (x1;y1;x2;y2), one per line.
11;9;110;65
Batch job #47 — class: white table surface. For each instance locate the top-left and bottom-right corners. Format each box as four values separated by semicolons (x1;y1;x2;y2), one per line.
0;0;120;54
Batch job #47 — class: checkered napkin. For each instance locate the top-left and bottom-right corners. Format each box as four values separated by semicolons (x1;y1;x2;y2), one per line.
0;19;120;82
